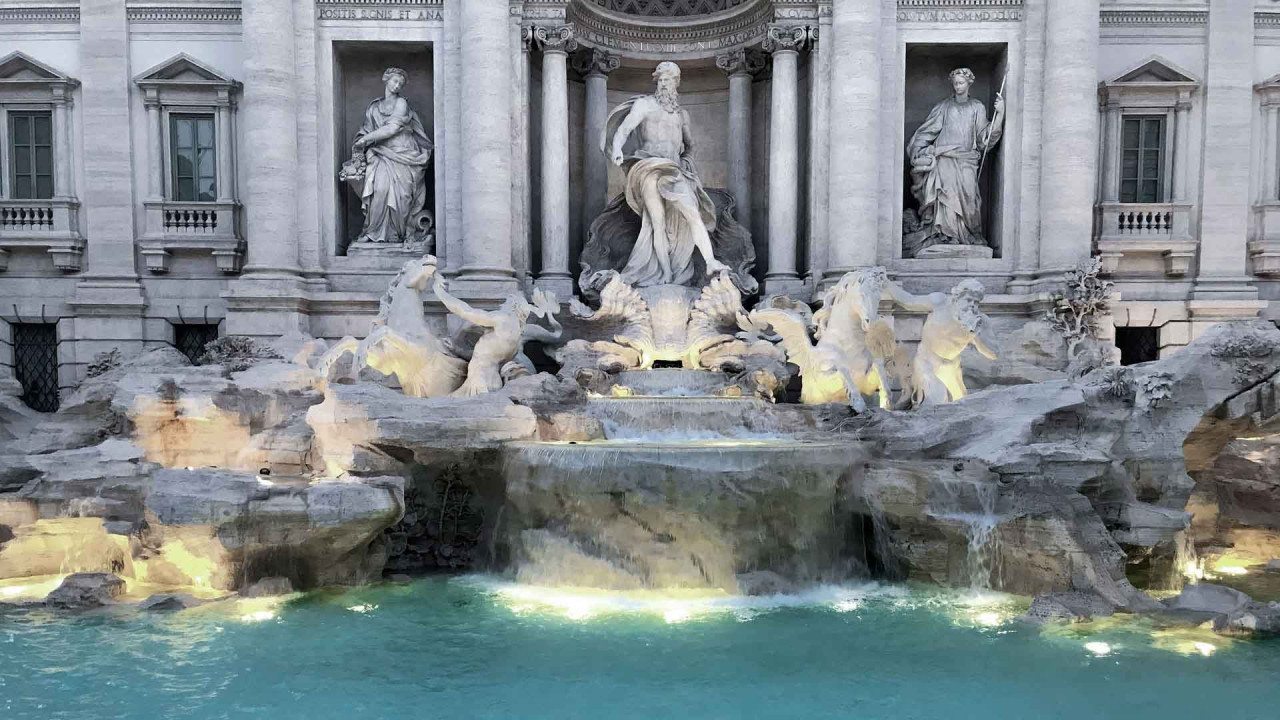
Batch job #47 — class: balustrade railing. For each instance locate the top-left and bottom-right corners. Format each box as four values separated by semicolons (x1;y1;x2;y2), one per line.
0;204;55;230
161;205;220;233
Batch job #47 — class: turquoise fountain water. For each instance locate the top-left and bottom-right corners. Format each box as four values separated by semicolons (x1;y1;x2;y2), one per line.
4;576;1280;720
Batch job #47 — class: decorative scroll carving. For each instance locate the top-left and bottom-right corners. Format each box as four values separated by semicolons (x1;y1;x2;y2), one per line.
714;48;766;77
571;48;622;77
532;24;579;53
762;24;808;53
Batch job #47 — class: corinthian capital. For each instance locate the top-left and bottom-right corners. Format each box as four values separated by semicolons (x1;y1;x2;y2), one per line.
763;24;809;54
530;24;578;54
715;48;767;77
571;48;621;78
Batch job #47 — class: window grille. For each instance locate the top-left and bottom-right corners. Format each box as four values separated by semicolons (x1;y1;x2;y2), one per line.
1116;327;1160;366
12;323;59;412
174;323;220;364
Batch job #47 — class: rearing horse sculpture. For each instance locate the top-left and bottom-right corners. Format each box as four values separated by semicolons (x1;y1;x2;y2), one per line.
318;254;467;398
749;268;896;411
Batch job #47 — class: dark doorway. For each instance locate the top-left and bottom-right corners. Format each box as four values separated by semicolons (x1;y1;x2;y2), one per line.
1115;326;1159;366
13;323;59;412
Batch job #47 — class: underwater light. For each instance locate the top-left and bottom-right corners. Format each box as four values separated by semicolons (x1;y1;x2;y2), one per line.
1216;566;1248;576
1193;642;1216;657
1;586;26;598
240;610;276;623
347;604;377;614
975;611;1002;627
1084;642;1112;656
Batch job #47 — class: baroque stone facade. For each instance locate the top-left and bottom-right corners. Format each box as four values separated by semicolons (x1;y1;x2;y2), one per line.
1;0;1280;405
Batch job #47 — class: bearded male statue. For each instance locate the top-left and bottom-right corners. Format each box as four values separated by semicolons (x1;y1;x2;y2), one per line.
889;278;999;406
602;61;731;288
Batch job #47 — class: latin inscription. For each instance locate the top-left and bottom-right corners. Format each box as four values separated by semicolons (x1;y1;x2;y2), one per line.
317;7;444;22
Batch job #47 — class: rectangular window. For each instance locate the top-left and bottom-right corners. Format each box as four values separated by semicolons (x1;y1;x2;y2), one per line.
8;111;54;200
1116;326;1160;366
170;114;216;202
12;323;59;412
1120;115;1165;204
173;323;220;365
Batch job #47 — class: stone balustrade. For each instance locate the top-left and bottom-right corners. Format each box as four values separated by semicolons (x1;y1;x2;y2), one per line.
139;200;243;274
0;198;83;272
1096;201;1195;277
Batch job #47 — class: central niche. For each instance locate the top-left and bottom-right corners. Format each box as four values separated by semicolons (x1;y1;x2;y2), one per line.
594;0;746;16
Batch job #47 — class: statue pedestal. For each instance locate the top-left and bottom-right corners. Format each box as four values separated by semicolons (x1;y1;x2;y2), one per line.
914;244;994;260
347;240;434;258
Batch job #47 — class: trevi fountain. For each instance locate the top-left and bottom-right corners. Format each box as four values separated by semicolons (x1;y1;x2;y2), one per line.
2;1;1280;718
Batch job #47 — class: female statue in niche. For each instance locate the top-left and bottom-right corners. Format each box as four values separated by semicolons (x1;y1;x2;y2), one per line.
905;67;1005;257
343;67;434;246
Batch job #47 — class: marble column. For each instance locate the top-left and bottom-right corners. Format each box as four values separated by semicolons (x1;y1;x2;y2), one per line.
239;0;300;276
51;95;72;200
764;26;806;295
577;49;621;232
70;0;144;375
1099;104;1121;203
143;98;163;201
76;0;138;281
216;104;233;203
825;0;881;278
716;49;762;231
1260;102;1279;203
534;26;578;298
806;22;831;284
1192;0;1259;310
459;0;516;289
1037;0;1100;274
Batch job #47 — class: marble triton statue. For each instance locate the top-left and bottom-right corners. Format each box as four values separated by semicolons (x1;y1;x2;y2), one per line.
342;67;434;245
603;61;731;287
906;67;1006;256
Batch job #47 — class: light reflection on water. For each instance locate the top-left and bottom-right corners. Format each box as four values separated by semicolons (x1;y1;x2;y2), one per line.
2;576;1279;720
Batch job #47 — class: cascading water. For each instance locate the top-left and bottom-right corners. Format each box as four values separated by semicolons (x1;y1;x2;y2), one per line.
927;475;1004;589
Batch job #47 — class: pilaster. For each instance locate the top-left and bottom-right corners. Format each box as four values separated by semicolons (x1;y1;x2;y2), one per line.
763;24;807;296
533;24;578;299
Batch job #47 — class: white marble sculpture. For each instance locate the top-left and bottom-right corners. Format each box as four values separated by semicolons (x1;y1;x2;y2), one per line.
905;67;1005;257
603;61;731;287
889;278;999;406
340;67;434;246
432;277;562;397
318;255;466;397
749;268;896;411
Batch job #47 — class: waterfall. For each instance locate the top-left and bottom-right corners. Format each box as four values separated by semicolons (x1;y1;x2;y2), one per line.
927;474;1003;590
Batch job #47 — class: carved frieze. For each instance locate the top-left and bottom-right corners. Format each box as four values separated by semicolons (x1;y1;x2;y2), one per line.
315;0;445;23
1099;10;1207;27
568;0;774;58
896;0;1021;23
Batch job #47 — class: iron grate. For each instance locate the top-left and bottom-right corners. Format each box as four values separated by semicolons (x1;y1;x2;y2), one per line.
174;324;221;365
13;323;59;412
1116;326;1160;366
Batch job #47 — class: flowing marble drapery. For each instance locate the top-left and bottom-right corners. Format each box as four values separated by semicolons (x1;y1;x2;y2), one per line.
604;98;718;288
354;99;433;244
907;98;1002;251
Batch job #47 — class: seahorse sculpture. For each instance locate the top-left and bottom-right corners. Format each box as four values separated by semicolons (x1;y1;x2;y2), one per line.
748;268;896;411
317;254;467;398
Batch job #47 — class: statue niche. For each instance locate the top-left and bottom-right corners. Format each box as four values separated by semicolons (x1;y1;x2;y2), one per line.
339;66;434;250
903;65;1006;259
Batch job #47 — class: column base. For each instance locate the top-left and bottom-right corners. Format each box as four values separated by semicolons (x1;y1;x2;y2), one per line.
223;274;313;339
534;274;575;300
762;274;808;299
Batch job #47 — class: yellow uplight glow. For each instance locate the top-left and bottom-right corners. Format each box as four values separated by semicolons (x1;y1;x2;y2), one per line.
1216;566;1249;576
1194;642;1216;657
1084;641;1112;656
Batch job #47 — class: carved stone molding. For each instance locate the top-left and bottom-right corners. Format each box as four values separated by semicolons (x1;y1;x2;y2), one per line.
715;48;766;77
571;47;622;77
127;6;242;24
762;23;808;54
568;0;773;60
531;24;579;54
1258;12;1280;29
0;6;78;24
1099;10;1207;27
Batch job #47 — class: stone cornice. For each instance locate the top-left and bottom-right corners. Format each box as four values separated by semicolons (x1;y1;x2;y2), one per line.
567;0;775;60
1258;12;1280;29
0;4;79;24
126;4;242;24
1099;9;1207;27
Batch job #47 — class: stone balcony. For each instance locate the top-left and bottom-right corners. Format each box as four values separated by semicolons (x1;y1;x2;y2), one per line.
1095;201;1196;277
0;198;84;272
139;200;243;273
